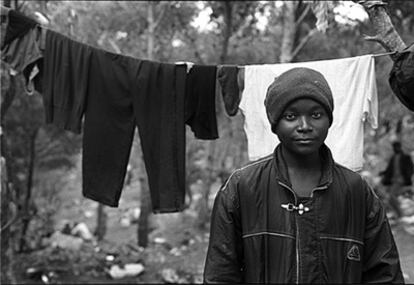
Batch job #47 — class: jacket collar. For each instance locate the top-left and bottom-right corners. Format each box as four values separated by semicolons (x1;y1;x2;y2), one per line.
273;143;334;188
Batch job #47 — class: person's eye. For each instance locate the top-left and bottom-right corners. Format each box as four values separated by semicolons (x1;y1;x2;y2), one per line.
312;112;322;119
283;113;296;120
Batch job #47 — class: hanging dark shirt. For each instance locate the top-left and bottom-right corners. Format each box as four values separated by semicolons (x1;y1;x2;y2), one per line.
2;9;38;49
185;64;219;139
217;65;241;116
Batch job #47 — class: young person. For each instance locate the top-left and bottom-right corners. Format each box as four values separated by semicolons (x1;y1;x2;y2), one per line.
203;67;404;283
380;141;414;219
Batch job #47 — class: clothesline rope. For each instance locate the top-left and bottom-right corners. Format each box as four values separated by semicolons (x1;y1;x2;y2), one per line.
235;52;396;69
372;51;397;57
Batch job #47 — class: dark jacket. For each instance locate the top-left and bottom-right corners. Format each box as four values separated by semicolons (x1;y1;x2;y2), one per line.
381;152;413;186
204;144;404;284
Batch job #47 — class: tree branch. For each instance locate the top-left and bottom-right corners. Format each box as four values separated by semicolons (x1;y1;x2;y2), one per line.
291;27;318;61
295;4;311;26
220;1;232;63
355;0;406;60
108;38;121;54
153;2;169;31
280;1;298;63
363;34;387;46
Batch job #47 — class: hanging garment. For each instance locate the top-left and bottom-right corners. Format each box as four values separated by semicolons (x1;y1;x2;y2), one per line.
82;49;187;213
1;15;43;95
1;9;38;49
389;42;414;111
185;64;218;139
217;65;241;116
240;55;378;171
42;29;92;133
39;30;188;212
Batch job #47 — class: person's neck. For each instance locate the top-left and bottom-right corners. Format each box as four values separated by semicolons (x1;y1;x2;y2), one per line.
281;145;322;171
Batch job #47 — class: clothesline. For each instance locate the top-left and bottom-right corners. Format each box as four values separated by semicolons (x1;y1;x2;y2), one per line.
0;4;398;68
372;51;398;57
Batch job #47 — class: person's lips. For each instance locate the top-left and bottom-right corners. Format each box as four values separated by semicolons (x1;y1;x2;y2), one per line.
294;138;315;144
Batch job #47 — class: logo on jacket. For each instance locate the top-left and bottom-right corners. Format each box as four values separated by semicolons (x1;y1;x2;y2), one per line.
347;244;360;261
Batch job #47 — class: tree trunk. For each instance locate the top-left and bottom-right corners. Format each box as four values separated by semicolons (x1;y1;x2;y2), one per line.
280;1;298;63
356;0;407;56
146;1;155;60
137;1;158;248
18;128;38;252
1;1;16;278
220;2;232;63
137;172;151;247
94;203;107;241
0;155;15;284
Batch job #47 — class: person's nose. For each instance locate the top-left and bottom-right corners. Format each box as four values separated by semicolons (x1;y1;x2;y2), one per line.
297;116;312;132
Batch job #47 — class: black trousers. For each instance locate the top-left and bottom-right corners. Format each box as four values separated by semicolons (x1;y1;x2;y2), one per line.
82;48;186;213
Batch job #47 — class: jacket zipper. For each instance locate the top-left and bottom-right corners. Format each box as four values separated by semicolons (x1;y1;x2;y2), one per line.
310;185;328;198
278;181;299;284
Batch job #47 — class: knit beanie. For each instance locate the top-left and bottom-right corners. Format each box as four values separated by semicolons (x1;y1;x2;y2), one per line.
264;67;334;129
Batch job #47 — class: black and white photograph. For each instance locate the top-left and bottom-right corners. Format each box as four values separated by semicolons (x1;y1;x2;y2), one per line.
1;0;413;283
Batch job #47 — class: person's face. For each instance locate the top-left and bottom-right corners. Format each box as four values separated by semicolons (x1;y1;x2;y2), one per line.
274;98;330;156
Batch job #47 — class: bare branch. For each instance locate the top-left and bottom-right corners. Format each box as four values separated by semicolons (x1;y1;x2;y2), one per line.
108;38;121;53
356;0;406;56
153;2;169;31
291;27;318;61
295;4;311;26
363;34;387;47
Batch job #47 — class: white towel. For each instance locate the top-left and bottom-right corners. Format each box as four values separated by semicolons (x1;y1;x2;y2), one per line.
239;55;378;171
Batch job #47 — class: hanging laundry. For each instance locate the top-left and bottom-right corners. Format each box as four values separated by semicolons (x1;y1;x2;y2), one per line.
185;64;218;139
42;30;92;134
1;9;43;95
1;9;220;213
216;65;243;117
2;17;189;213
389;43;414;111
1;9;38;48
82;46;187;213
240;55;378;171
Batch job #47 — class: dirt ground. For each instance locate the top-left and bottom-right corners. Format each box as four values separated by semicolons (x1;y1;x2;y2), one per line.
11;180;414;284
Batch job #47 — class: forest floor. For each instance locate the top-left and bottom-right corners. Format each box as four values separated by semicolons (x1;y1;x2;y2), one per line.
10;180;414;284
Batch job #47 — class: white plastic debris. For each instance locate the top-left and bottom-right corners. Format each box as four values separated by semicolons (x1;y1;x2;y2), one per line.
161;268;180;283
108;263;145;279
169;247;182;256
154;237;167;244
105;255;115;262
41;274;49;284
71;222;94;241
